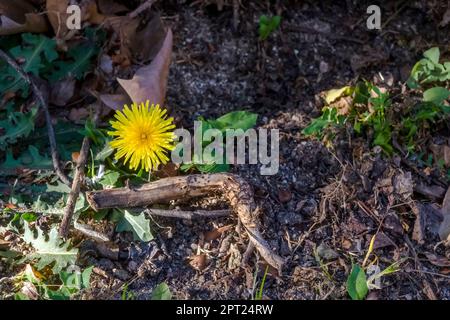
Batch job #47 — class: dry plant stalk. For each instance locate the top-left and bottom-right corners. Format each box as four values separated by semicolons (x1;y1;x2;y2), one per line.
86;173;284;272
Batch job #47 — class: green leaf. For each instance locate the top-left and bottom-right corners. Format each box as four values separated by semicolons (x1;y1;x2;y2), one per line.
196;163;230;173
59;265;93;293
346;264;368;300
99;171;120;188
302;107;341;137
95;141;114;161
22;223;78;273
1;145;52;172
423;47;440;65
151;283;172;300
49;42;99;82
46;181;72;194
0;108;37;150
259;15;281;40
324;86;353;104
208;111;258;131
116;210;153;242
423;87;450;104
0;34;57;96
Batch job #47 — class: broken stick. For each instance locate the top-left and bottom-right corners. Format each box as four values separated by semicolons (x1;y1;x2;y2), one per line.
145;208;231;220
86;173;284;272
0;49;71;186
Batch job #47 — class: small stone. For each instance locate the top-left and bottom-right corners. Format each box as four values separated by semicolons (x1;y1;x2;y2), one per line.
317;243;339;260
278;188;293;203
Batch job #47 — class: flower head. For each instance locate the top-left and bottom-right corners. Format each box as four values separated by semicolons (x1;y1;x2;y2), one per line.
108;101;175;171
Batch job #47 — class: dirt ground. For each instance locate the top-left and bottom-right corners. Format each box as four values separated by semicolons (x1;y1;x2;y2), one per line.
2;0;450;300
77;1;450;299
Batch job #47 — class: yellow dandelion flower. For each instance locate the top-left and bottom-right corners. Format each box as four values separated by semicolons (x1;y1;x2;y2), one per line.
108;101;175;172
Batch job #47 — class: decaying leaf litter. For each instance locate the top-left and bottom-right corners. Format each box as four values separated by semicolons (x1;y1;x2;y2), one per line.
1;0;450;300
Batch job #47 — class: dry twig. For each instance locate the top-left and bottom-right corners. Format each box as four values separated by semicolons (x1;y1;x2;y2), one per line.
145;208;231;220
87;173;285;272
58;136;90;238
128;0;157;19
0;49;71;186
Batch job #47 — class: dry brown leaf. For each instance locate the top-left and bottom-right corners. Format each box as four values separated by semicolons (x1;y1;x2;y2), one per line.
0;238;11;250
46;0;70;38
278;188;292;203
154;162;179;179
424;253;450;267
440;3;450;27
97;0;128;15
0;0;48;35
50;78;75;107
116;28;173;108
99;93;130;111
439;186;450;242
69;107;90;124
71;152;80;163
119;12;166;63
189;254;207;271
84;1;106;25
204;224;233;241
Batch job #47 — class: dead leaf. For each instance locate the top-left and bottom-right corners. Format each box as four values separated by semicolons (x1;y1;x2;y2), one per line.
21;282;39;300
153;162;179;179
69;107;90;124
119;12;166;63
368;232;394;250
424;253;450;267
342;238;352;250
46;0;70;38
440;3;450;27
97;0;128;15
71;152;80;163
0;238;11;250
227;243;242;270
333;96;352;116
99;55;113;74
50;78;75;107
429;144;450;167
189;254;207;271
204;224;233;241
412;202;443;244
439;186;450;242
99;94;130;111
278;188;292;203
0;0;48;35
316;243;339;260
393;172;413;199
84;1;106;25
116;28;173;108
5;203;16;209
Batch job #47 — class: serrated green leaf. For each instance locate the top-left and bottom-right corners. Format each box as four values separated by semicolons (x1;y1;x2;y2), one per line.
46;181;72;194
49;42;99;82
0;108;37;150
22;223;78;273
346;264;368;300
99;171;120;188
208;111;258;131
0;34;57;97
116;210;153;242
1;145;52;172
94;141;114;161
